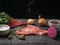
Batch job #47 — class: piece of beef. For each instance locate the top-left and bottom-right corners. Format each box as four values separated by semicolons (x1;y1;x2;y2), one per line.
16;25;48;35
9;18;26;28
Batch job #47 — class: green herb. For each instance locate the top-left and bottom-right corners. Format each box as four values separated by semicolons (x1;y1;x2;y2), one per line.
9;29;16;35
0;12;12;24
8;29;16;39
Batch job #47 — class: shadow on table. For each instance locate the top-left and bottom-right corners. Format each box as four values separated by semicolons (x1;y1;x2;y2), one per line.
0;33;10;39
54;36;60;41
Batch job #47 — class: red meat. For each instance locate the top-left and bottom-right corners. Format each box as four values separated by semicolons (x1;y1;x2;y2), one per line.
9;18;26;28
16;25;48;35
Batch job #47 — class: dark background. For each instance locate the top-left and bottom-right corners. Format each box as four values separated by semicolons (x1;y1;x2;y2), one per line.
0;0;60;19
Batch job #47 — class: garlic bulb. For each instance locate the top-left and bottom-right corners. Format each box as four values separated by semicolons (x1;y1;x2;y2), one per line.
27;19;35;25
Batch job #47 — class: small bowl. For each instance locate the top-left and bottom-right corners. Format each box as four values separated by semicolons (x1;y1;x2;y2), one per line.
48;19;60;27
0;24;10;36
